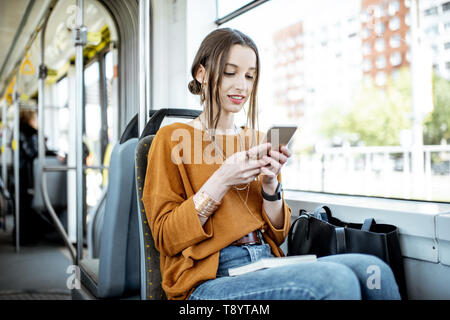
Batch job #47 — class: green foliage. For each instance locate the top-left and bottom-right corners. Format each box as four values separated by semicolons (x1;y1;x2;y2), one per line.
423;74;450;145
321;68;412;146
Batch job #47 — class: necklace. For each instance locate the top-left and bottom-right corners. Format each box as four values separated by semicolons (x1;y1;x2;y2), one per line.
198;117;251;203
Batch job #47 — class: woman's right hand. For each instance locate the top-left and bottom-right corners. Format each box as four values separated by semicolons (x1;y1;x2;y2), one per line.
198;143;271;206
217;142;272;187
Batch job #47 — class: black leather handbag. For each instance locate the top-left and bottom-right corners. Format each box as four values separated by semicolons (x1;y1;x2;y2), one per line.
287;205;408;300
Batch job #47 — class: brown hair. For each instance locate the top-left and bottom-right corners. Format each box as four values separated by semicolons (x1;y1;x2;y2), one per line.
20;110;37;125
188;28;260;146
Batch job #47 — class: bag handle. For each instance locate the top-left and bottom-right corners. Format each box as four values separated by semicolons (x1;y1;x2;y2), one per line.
313;206;347;253
313;205;332;221
314;206;376;232
361;218;376;231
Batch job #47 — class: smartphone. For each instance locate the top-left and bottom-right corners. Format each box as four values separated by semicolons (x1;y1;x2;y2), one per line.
262;125;298;150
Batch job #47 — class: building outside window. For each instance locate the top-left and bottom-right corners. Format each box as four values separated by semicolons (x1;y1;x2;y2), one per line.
405;12;411;26
424;7;438;16
216;0;450;202
390;34;402;48
375;70;387;86
389;0;400;15
375;38;385;51
389;16;401;31
390;51;402;66
376;54;386;68
375;21;386;35
363;41;372;55
374;4;384;18
363;58;372;71
362;27;371;39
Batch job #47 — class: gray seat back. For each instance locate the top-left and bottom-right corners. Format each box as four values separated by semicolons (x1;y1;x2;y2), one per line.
97;137;140;298
87;189;107;259
135;135;166;300
32;156;67;211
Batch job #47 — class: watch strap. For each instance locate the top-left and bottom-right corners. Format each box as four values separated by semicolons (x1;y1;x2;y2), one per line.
261;182;282;201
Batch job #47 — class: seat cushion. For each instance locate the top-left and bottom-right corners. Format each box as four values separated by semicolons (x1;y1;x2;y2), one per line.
80;258;99;284
79;258;100;297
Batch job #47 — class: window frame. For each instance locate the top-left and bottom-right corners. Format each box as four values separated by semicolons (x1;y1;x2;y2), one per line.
211;0;450;205
215;0;270;25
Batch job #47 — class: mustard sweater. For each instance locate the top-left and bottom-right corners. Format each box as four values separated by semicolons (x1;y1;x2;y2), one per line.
142;122;291;300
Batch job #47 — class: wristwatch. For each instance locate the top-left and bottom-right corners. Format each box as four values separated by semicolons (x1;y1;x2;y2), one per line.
261;182;282;201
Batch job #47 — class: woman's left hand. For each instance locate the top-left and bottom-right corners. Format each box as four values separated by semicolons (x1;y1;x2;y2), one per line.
260;145;292;186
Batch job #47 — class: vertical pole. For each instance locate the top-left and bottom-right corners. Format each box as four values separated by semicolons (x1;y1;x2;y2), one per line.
139;0;151;135
139;0;145;135
111;45;120;145
320;153;325;192
403;151;411;198
145;0;151;127
98;57;108;161
38;19;47;213
74;0;87;266
1;99;7;191
0;99;6;232
425;150;432;201
364;152;372;195
410;0;425;199
13;79;20;252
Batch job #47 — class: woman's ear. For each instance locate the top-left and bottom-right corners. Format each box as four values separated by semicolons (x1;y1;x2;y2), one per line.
195;64;207;84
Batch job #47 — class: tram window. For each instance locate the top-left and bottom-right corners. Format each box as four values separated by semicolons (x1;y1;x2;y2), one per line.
84;61;104;207
55;76;70;156
219;0;450;202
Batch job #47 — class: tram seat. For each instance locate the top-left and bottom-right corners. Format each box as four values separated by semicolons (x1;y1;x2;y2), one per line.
32;156;67;212
87;114;139;260
87;188;107;259
135;108;201;300
76;114;140;299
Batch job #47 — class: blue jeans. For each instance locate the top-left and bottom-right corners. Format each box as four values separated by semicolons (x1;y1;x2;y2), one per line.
189;244;401;300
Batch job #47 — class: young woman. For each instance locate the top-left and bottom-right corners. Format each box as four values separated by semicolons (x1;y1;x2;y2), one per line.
142;28;401;300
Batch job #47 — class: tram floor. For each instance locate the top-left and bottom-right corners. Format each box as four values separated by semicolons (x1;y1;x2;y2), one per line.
0;215;72;300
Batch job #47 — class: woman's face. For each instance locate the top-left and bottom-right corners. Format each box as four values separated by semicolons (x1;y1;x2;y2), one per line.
217;44;257;115
30;113;38;129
